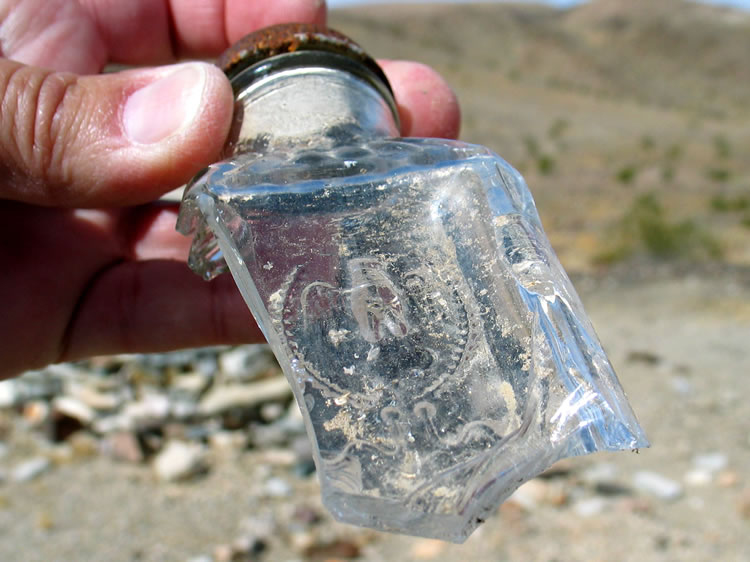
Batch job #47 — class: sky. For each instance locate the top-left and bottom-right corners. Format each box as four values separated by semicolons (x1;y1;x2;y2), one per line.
328;0;750;10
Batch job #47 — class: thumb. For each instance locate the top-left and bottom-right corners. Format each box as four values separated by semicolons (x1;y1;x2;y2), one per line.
0;59;233;207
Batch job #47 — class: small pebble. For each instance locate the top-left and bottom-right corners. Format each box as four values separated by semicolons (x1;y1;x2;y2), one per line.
68;432;100;458
11;369;62;401
12;457;51;483
219;346;275;382
264;477;292;497
684;470;712;487
170;400;197;420
260;402;285;423
92;415;129;434
172;373;210;396
153;441;206;482
122;395;170;427
198;377;291;417
22;401;50;427
717;470;739;488
290;531;316;553
573;497;608;517
194;356;219;377
72;386;121;411
209;431;248;452
692;452;728;474
219;347;255;380
633;470;683;501
102;431;145;464
53;396;96;425
213;544;234;562
410;538;447;559
0;380;18;408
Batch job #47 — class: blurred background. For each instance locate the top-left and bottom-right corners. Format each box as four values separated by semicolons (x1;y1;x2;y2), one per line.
1;1;748;560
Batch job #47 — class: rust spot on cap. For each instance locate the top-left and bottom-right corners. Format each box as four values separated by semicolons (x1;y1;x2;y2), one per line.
218;23;389;89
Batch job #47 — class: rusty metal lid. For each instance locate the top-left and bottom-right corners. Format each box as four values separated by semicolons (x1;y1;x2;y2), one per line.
217;23;394;98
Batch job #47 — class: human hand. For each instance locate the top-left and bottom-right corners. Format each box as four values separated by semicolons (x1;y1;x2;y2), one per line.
0;0;461;378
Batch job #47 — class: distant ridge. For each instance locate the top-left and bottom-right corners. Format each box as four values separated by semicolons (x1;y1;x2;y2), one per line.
333;0;750;117
330;0;750;15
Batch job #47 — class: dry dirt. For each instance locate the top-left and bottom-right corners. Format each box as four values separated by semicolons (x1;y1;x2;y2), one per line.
3;273;748;562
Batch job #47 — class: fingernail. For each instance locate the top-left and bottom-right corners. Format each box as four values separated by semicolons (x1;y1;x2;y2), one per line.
124;63;206;145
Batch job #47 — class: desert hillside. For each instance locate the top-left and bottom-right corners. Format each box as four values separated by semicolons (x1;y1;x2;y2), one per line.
332;0;750;272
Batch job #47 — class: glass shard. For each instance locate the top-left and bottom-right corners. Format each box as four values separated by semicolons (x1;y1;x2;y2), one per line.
178;138;648;542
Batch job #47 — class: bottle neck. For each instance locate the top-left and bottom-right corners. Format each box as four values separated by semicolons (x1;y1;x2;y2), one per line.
226;57;401;154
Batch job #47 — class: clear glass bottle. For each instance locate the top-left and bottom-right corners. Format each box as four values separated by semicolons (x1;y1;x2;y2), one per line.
177;24;647;543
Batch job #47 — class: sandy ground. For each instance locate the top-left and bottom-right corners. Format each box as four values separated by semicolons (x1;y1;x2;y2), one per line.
2;271;748;562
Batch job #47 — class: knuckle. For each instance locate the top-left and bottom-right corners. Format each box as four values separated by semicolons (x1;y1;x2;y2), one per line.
0;63;82;202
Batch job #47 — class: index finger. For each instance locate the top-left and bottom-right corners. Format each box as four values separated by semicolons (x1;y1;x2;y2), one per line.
79;0;327;65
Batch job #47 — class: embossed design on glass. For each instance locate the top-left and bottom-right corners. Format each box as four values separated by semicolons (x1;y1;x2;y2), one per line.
177;24;648;543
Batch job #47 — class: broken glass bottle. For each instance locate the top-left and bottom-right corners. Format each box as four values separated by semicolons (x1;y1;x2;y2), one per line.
177;24;648;543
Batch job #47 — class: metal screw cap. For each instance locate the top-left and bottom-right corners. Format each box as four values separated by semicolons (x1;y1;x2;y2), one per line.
217;23;395;99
